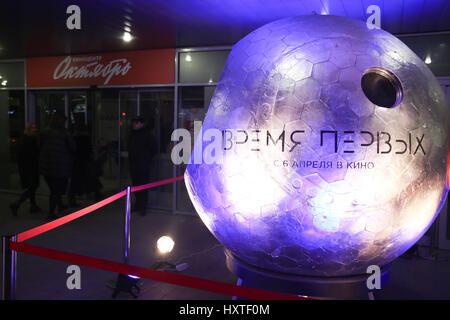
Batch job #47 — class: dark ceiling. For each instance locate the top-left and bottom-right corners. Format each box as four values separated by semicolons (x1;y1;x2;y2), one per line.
0;0;450;59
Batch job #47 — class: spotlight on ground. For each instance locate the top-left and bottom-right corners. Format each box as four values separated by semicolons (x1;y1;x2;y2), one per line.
153;235;188;272
156;235;175;255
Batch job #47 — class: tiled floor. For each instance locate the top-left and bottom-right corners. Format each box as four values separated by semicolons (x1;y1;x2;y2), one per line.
1;192;449;300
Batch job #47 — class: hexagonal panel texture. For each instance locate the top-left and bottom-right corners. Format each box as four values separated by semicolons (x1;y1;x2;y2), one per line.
185;15;449;277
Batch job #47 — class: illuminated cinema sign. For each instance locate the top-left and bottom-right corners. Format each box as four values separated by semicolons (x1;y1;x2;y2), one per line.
53;55;132;85
26;49;175;87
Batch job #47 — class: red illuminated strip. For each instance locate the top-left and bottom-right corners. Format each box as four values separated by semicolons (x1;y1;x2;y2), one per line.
17;190;127;243
9;241;306;300
131;176;184;192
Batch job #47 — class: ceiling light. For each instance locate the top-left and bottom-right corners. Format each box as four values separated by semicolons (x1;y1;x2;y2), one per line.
122;32;133;42
1;80;7;86
185;54;192;62
424;56;431;64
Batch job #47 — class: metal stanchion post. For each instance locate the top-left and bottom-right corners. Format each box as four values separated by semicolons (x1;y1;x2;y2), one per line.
124;186;131;264
1;235;10;300
2;235;17;300
11;235;17;300
111;186;140;298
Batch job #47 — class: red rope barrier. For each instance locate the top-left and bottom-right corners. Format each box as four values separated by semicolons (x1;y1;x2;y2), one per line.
17;190;127;243
12;175;312;300
16;176;185;243
9;241;306;300
131;176;184;192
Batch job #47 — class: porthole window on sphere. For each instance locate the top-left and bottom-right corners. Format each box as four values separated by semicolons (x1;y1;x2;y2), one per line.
361;67;403;108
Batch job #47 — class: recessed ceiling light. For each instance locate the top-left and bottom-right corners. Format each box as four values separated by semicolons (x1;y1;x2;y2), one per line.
123;32;133;42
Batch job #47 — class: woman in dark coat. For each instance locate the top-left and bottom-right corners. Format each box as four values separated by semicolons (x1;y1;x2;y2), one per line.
10;122;41;215
39;113;75;220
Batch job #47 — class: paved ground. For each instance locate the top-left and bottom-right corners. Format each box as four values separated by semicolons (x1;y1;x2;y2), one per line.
1;191;450;300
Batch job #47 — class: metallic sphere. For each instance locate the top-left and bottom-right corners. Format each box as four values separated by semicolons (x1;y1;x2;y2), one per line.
185;15;449;276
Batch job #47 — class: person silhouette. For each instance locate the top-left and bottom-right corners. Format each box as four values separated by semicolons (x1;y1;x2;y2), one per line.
128;116;155;215
39;113;75;220
10;122;41;215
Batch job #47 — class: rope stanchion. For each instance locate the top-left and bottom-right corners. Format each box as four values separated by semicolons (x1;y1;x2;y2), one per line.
17;190;127;243
7;175;314;300
2;235;17;300
9;241;306;300
124;186;131;264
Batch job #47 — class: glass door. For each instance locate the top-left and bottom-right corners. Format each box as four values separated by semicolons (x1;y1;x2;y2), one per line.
118;91;138;189
69;92;88;129
35;91;66;130
175;86;214;214
34;90;89;130
33;91;88;196
118;89;174;211
139;90;174;210
0;90;25;191
31;88;175;210
92;89;120;196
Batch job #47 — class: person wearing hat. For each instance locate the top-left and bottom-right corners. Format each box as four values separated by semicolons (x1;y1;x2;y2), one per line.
128;116;155;215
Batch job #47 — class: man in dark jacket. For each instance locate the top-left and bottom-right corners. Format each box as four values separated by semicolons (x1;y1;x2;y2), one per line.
39;113;75;220
68;122;102;206
128;116;155;215
10;122;41;215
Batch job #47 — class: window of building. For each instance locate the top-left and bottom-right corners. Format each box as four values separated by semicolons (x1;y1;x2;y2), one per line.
179;50;230;83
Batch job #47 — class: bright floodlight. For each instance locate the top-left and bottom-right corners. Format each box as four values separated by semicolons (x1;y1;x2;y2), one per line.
156;236;175;254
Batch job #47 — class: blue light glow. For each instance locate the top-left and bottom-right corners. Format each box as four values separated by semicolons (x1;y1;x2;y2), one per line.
185;15;449;277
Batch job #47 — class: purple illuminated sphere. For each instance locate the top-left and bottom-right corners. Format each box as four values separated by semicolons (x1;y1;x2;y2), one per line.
185;15;449;276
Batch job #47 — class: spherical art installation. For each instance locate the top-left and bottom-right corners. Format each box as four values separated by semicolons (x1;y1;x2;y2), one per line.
184;15;449;278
